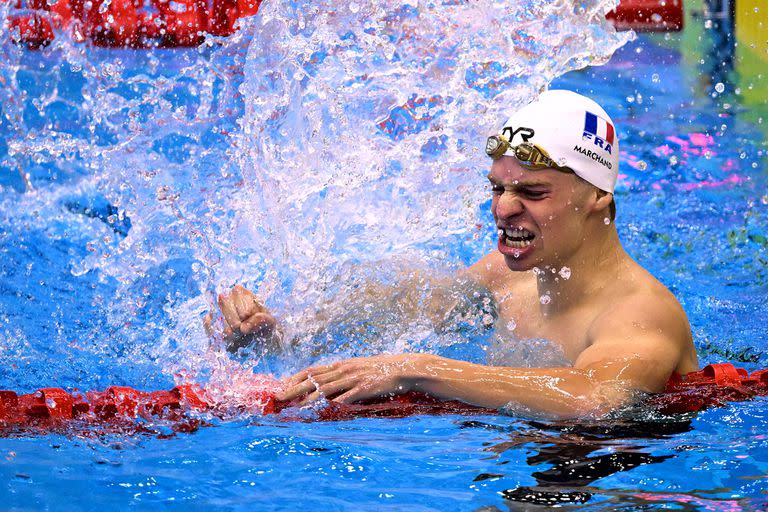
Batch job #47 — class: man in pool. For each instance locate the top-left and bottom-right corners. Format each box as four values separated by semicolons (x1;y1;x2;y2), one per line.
211;90;699;418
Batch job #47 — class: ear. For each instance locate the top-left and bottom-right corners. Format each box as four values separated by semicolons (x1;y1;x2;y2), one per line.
591;190;613;214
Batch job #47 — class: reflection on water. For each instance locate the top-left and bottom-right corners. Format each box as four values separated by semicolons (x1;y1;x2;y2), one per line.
462;417;691;507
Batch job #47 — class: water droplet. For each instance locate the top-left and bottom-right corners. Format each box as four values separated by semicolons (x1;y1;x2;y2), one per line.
506;320;517;331
761;196;768;205
636;160;648;171
715;82;725;93
558;267;571;280
539;294;551;305
651;73;660;83
740;152;747;159
669;155;678;165
704;19;712;29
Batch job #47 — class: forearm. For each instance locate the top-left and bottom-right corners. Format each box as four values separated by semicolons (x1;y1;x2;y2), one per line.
308;273;495;347
406;355;630;418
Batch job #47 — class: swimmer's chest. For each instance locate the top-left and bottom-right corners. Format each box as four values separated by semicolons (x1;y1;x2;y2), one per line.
492;283;595;363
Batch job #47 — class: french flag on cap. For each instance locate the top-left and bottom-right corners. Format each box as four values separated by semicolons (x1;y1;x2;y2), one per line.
583;111;615;145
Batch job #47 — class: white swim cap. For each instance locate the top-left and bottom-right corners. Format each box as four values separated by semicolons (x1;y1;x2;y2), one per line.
497;90;619;193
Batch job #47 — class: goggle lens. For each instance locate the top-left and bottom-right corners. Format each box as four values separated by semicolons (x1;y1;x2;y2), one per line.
485;136;558;170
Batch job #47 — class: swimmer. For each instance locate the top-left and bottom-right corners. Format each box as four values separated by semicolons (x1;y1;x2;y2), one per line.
209;90;699;418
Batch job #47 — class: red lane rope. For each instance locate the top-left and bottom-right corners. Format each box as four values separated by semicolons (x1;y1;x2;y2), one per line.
606;0;684;32
1;363;767;436
5;0;262;49
6;0;683;49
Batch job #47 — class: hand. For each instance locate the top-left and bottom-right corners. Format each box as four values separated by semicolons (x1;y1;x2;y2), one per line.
276;354;431;405
204;284;279;352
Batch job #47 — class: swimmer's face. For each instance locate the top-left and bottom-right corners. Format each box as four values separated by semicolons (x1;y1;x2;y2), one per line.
488;156;595;271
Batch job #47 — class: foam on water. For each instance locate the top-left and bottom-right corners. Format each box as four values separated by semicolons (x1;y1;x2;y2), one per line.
0;0;631;392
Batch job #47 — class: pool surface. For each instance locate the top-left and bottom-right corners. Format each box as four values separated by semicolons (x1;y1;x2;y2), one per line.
1;0;767;509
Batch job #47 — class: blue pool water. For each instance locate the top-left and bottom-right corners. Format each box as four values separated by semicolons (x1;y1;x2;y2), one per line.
2;0;768;509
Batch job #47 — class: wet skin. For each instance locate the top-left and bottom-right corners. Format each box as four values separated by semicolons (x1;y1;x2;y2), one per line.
217;156;699;418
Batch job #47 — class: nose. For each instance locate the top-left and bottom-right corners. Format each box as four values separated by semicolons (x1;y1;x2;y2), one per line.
493;191;524;221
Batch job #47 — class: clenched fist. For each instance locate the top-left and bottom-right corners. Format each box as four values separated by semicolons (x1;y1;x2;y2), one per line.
204;285;280;353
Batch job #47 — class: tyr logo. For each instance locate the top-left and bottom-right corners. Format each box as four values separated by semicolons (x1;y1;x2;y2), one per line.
502;126;535;143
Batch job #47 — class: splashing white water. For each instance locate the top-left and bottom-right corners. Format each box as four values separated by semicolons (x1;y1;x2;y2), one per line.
0;0;631;390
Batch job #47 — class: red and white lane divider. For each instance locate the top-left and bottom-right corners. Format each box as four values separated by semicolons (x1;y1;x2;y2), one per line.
1;363;766;436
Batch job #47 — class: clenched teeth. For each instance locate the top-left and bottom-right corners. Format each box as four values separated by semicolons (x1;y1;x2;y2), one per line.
498;226;535;248
504;238;532;248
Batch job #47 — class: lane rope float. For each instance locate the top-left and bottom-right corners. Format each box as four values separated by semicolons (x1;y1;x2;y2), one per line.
1;363;766;436
6;0;684;49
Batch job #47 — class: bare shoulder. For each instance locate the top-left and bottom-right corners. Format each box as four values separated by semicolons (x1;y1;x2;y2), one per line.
585;267;698;374
464;251;526;291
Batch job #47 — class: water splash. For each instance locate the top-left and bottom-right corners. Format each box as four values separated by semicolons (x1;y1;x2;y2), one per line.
0;0;631;391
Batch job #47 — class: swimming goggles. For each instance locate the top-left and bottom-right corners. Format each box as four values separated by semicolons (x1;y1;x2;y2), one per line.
485;135;569;172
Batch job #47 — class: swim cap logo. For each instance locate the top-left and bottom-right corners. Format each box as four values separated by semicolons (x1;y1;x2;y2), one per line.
581;112;614;155
501;126;535;144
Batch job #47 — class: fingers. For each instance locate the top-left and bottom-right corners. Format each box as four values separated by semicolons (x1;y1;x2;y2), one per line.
276;378;317;402
310;375;359;403
294;375;360;405
333;385;371;404
218;292;241;334
217;285;270;338
282;363;341;389
240;312;276;337
232;285;263;320
298;390;323;406
275;355;408;406
276;366;346;402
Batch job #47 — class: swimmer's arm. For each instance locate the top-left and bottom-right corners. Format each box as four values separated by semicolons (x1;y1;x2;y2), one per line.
406;351;670;418
280;352;649;417
280;299;692;417
409;302;690;417
308;269;497;340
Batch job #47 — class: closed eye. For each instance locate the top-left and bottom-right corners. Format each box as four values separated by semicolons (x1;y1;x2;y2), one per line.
522;189;548;199
491;185;505;195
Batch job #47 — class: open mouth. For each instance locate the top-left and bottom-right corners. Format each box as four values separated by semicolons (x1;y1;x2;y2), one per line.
499;227;536;248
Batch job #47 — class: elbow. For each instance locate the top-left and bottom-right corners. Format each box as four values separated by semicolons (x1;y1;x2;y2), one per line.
499;379;640;420
567;381;641;419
